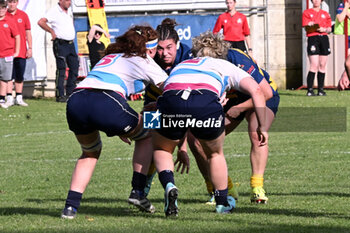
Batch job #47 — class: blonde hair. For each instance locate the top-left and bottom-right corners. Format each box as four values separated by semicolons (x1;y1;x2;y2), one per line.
192;31;230;59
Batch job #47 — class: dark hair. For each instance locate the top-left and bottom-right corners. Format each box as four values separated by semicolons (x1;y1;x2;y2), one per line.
0;0;7;7
156;18;179;43
94;24;103;35
105;25;157;58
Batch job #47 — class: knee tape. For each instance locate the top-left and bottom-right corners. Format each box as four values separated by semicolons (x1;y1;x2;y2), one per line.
80;136;102;153
129;128;150;141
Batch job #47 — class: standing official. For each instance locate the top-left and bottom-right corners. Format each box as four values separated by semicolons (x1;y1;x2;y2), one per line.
302;0;331;96
5;0;31;107
213;0;252;56
38;0;79;102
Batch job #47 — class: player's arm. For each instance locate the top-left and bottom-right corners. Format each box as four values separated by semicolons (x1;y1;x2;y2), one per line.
175;135;190;174
227;78;272;119
238;77;268;146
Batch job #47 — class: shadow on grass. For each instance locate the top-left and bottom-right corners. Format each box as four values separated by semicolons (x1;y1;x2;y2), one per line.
238;191;350;198
25;196;205;205
236;206;349;220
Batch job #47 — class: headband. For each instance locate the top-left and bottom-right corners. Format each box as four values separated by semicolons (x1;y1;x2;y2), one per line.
146;39;158;49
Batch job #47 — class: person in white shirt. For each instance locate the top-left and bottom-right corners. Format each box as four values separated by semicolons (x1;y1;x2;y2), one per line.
38;0;79;102
60;25;168;220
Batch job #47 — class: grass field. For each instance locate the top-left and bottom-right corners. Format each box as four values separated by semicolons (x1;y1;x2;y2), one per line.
0;90;349;233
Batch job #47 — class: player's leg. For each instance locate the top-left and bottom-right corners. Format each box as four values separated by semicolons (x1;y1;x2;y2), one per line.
62;130;102;219
247;107;275;204
153;130;180;217
198;132;235;213
187;128;238;205
128;134;156;213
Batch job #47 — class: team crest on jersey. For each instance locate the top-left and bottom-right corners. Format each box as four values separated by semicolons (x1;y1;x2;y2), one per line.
237;18;242;24
224;19;227;24
310;45;316;52
321;14;325;18
3;23;8;28
18;18;22;23
310;14;313;18
237;64;244;69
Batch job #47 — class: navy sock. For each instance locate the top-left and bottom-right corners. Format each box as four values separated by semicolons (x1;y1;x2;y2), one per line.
0;96;5;100
307;71;316;90
214;188;228;206
158;170;174;189
65;190;83;210
131;171;147;192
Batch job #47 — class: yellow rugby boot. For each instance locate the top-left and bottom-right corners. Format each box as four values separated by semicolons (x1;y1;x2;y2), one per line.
250;186;268;204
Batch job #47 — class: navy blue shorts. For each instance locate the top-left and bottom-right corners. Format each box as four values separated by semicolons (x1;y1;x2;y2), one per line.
66;89;139;137
156;89;225;141
224;92;280;120
12;57;26;82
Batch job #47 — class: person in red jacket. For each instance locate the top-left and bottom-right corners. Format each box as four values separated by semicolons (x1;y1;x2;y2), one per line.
213;0;252;57
302;0;331;96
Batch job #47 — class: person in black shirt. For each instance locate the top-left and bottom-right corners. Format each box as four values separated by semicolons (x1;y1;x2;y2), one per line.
87;24;110;69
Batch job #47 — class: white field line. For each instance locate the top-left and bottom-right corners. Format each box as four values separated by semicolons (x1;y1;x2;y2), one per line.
0;157;132;163
2;130;71;138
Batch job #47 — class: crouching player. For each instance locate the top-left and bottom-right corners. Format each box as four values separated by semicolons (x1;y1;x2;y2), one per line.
61;25;168;219
187;43;279;204
153;32;268;217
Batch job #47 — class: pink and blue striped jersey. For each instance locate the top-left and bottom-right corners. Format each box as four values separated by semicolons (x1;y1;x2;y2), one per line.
77;53;168;97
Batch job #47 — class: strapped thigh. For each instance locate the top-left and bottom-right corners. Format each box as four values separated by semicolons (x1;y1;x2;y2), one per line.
80;134;102;153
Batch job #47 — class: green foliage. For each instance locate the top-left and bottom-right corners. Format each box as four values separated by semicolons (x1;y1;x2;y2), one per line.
0;90;349;233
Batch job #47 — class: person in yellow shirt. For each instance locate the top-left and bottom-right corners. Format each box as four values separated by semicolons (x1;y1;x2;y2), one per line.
334;0;350;54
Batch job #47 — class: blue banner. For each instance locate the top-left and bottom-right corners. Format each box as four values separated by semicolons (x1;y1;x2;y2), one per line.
74;14;220;48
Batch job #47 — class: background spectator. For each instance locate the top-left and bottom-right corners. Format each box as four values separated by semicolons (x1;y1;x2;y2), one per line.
302;0;331;96
334;0;350;54
38;0;79;103
0;0;20;109
5;0;32;107
213;0;252;56
87;24;110;69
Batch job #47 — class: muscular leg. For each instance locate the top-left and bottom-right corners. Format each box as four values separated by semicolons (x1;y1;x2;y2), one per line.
246;109;274;203
70;130;102;193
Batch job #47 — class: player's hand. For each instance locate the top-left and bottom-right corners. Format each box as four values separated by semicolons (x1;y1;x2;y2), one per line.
219;92;228;106
174;149;190;174
119;136;131;145
256;127;268;146
338;72;350;91
227;106;242;119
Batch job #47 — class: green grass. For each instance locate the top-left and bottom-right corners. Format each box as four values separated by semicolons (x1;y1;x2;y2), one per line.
0;90;349;233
